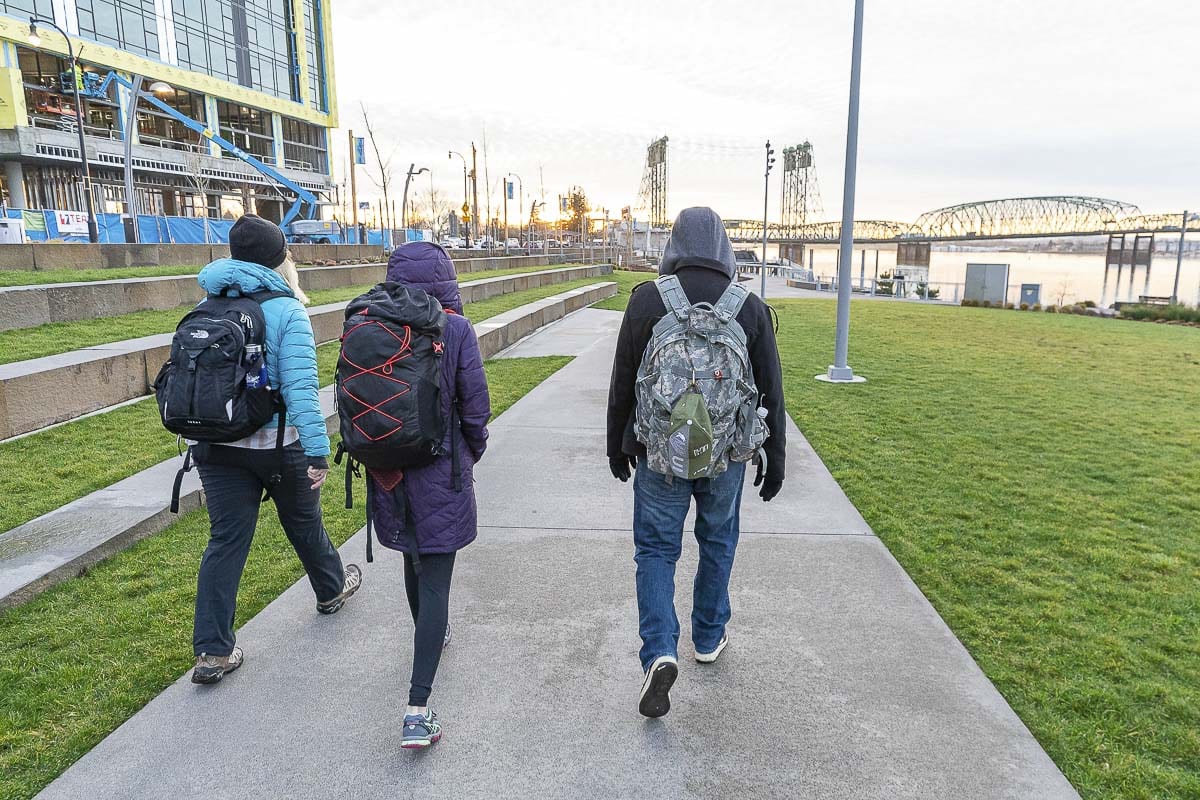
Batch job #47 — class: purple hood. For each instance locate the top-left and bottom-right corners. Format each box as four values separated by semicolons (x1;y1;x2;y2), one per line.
387;242;463;314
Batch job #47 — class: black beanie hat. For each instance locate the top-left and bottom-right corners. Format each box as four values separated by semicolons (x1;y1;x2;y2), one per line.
229;214;288;269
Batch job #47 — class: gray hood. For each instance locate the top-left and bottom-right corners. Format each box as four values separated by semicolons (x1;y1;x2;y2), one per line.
659;207;737;279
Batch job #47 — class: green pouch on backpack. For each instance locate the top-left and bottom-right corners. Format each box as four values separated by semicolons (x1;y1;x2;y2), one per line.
668;391;715;480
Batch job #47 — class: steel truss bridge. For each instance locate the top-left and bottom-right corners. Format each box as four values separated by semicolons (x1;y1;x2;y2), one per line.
724;196;1200;245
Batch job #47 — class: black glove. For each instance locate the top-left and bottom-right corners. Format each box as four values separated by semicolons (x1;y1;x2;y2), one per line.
754;460;782;502
307;456;330;471
609;454;636;482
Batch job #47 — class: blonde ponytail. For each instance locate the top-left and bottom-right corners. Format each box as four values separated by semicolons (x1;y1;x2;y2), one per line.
276;255;310;305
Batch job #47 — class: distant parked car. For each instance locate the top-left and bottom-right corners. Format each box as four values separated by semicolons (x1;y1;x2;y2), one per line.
504;237;520;249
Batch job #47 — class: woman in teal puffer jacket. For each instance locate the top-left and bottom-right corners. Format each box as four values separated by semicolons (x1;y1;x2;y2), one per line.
189;215;361;685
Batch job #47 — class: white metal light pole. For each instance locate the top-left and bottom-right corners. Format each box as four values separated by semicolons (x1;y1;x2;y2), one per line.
817;0;867;385
761;141;775;299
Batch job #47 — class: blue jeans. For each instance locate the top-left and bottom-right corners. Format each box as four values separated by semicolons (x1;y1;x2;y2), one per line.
632;458;746;671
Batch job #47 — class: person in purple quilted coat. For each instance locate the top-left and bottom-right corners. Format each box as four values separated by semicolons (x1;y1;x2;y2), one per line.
368;241;490;749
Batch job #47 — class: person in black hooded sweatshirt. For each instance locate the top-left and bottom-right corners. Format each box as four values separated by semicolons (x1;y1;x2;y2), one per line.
607;206;786;718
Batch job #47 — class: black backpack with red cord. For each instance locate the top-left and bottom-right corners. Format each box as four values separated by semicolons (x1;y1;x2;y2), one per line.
335;282;449;472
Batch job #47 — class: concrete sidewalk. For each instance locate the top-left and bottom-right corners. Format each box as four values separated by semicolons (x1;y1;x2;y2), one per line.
37;310;1078;800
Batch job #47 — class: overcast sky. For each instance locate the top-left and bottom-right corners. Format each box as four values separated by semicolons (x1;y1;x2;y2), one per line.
326;0;1199;225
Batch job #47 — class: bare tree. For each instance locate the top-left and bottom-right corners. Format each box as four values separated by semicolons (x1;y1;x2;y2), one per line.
424;185;452;239
360;103;397;232
1053;277;1073;306
184;136;212;244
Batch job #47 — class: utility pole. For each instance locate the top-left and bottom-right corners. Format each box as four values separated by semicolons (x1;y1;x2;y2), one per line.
470;142;479;245
502;178;508;253
818;0;867;384
348;130;359;243
762;140;775;299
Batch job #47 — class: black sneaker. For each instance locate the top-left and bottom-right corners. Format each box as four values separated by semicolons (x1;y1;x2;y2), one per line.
638;655;679;718
317;564;362;615
401;710;442;750
192;647;244;684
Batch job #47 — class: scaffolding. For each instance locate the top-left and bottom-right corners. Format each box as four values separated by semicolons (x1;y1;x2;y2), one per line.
637;136;669;229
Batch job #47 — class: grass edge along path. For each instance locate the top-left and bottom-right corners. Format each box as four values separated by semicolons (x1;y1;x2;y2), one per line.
773;299;1199;800
0;355;573;800
0;263;597;365
0;277;630;533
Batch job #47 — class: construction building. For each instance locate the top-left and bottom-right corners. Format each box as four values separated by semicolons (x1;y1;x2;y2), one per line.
0;1;336;224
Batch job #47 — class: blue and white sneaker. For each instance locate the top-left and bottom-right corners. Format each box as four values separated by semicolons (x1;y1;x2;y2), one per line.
638;655;679;718
401;711;442;750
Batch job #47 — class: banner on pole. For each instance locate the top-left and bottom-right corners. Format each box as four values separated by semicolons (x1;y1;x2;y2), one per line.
353;137;366;165
506;181;514;200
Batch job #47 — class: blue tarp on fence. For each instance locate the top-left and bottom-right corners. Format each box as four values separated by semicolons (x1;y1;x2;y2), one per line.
2;210;425;245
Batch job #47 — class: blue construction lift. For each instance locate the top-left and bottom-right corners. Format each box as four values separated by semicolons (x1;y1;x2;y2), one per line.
74;70;337;240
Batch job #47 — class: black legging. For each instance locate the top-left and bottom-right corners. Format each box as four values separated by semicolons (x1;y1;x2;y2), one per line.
404;552;456;707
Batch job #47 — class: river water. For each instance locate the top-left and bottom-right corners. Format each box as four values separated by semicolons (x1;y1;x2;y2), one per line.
788;246;1200;306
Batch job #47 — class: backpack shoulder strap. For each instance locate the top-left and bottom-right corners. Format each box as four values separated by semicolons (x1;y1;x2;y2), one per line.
246;290;292;304
655;275;690;321
714;281;751;323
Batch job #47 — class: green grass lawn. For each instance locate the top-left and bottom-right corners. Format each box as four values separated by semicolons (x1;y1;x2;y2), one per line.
591;268;654;312
0;265;203;287
0;264;588;365
773;300;1199;800
0;354;571;800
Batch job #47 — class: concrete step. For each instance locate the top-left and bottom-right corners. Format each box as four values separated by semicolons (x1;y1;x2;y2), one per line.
0;281;617;608
0;254;584;332
0;268;612;439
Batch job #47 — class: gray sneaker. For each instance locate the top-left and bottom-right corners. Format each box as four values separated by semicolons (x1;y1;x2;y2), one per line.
317;564;362;615
192;647;244;684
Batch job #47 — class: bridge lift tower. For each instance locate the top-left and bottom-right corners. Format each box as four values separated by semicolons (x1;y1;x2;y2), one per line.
780;141;821;261
638;136;669;229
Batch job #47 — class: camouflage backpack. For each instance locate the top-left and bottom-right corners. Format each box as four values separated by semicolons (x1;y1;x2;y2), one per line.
634;275;769;480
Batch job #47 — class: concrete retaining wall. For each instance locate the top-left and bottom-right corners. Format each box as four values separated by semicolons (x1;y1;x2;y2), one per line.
0;279;616;606
0;243;388;272
0;269;614;438
0;256;598;332
475;282;617;358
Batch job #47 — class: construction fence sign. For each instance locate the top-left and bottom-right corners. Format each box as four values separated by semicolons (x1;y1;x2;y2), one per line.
54;210;90;235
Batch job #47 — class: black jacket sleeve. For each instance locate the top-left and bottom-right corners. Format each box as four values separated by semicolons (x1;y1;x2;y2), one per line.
607;303;640;459
606;281;660;459
744;297;786;483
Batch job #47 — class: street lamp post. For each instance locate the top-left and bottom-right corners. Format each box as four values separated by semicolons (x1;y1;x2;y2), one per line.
761;140;775;299
449;150;469;246
817;0;867;385
401;164;429;239
29;17;99;244
504;172;522;254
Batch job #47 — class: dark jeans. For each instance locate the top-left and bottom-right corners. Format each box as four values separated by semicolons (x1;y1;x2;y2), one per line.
404;552;456;707
193;443;345;657
632;458;746;671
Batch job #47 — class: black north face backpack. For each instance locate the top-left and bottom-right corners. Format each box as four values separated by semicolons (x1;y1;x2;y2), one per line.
154;286;289;511
334;283;456;565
